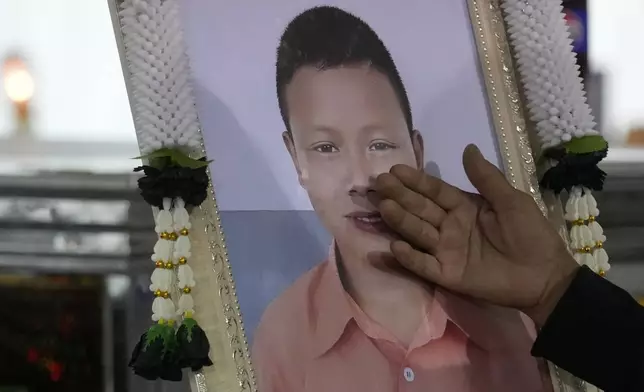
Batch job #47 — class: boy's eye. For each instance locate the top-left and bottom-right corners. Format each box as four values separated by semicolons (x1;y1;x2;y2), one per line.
313;143;338;153
369;142;394;151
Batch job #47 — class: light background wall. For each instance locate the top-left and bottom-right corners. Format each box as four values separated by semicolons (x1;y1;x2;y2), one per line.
588;0;644;141
0;0;136;143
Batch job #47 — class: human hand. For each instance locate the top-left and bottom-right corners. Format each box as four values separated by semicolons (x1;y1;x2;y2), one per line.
375;144;579;326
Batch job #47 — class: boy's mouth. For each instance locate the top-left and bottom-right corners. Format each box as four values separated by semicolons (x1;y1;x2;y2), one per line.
346;211;389;235
346;211;383;223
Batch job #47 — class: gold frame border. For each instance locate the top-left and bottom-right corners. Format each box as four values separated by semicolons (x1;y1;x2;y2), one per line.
107;0;593;391
468;1;591;391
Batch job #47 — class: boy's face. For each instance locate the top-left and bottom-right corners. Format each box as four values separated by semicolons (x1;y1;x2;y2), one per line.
283;65;424;257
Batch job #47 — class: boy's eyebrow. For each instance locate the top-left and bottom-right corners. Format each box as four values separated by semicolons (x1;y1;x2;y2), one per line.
359;123;388;132
310;123;388;133
308;125;340;135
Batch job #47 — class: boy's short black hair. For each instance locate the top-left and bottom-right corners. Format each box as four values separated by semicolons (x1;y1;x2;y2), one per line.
276;6;412;133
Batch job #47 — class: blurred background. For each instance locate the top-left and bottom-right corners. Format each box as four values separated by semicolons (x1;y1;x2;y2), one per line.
0;0;642;391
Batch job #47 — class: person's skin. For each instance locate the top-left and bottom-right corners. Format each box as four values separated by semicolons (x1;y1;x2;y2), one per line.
282;64;428;345
375;144;580;327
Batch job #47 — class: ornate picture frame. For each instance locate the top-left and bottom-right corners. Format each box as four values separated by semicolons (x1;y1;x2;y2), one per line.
108;0;601;391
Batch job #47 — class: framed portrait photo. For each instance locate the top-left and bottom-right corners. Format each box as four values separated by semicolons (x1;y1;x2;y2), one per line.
109;0;598;391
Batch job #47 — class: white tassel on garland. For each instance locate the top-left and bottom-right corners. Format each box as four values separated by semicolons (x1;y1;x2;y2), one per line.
173;198;196;317
171;196;213;371
564;186;610;275
584;187;610;274
502;0;599;151
119;0;202;155
150;198;177;322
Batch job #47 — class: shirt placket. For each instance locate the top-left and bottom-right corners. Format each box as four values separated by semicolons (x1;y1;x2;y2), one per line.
397;346;428;392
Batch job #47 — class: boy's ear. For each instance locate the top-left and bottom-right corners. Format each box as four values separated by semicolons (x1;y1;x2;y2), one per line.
283;131;305;186
411;129;424;169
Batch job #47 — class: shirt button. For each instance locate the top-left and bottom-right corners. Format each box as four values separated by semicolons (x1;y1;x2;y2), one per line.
403;367;415;382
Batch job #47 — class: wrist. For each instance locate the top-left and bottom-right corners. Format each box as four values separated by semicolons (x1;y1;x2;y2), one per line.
527;256;580;328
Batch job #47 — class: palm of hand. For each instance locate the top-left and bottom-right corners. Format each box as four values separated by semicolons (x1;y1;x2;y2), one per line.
432;193;545;309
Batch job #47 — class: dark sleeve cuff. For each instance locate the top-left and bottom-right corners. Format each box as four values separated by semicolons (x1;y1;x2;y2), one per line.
531;265;644;391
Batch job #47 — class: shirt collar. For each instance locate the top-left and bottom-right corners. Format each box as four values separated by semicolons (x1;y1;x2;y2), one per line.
435;289;537;352
310;242;536;356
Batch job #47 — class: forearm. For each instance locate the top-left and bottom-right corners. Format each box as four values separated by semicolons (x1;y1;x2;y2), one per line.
531;266;644;391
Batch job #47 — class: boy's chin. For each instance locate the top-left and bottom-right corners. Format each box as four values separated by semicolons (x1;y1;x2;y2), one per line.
337;226;395;256
357;234;393;255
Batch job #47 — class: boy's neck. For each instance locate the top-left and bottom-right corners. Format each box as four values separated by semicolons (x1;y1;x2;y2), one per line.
335;242;432;312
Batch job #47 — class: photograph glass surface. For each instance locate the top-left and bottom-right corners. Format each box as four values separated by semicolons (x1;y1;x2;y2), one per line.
177;1;553;391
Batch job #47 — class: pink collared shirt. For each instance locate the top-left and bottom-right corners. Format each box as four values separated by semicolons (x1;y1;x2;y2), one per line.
252;246;553;392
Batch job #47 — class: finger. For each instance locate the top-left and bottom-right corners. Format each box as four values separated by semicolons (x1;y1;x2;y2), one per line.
375;173;447;227
391;240;444;284
379;199;439;252
388;164;467;211
462;144;516;210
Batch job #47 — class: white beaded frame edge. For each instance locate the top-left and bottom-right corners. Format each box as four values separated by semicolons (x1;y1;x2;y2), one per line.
106;0;593;391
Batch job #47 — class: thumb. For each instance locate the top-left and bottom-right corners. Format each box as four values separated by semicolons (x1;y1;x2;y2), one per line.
463;144;515;209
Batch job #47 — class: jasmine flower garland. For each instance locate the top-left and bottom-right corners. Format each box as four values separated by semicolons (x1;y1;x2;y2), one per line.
119;0;213;382
502;0;610;275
